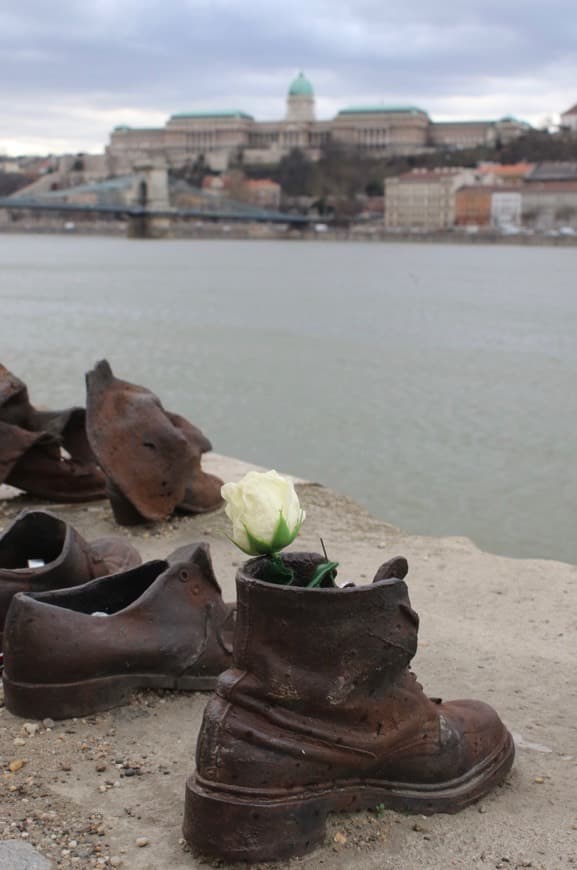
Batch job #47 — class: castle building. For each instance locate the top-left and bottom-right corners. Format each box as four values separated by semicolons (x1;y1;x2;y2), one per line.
106;73;530;173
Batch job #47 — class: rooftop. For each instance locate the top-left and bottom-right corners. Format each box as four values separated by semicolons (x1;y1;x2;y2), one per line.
170;110;254;121
338;105;426;116
526;161;577;181
288;72;314;98
478;162;535;177
456;185;522;194
394;168;469;182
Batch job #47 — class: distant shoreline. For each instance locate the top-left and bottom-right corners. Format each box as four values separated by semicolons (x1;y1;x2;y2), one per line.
1;224;577;247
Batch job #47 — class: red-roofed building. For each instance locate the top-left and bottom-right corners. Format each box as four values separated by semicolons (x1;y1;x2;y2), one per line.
477;162;534;185
244;179;281;209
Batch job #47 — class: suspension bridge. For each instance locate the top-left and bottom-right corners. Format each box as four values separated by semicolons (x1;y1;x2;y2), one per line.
0;166;322;237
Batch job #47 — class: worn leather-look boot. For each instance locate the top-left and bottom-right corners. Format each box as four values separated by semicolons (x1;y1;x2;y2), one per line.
0;364;39;429
85;360;223;523
0;364;102;472
0;421;106;502
3;543;234;720
0;509;141;646
183;553;515;863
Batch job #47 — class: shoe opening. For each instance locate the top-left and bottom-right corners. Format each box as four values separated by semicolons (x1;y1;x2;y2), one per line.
36;561;167;615
0;512;67;569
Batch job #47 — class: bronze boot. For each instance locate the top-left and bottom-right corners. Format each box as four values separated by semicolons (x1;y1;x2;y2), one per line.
0;364;38;429
183;553;515;863
85;360;223;524
2;543;234;719
0;509;141;646
0;421;106;502
0;364;103;473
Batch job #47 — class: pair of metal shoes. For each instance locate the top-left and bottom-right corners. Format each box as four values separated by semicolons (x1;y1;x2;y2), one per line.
0;361;224;522
0;510;515;864
0;510;235;718
0;364;105;501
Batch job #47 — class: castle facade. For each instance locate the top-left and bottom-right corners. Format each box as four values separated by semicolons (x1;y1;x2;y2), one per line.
106;73;530;173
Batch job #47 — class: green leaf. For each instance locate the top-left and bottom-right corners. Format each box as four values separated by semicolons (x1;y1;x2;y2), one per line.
243;525;276;556
270;511;293;551
307;560;339;588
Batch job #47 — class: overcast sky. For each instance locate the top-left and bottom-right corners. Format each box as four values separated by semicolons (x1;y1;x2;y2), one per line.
2;0;576;155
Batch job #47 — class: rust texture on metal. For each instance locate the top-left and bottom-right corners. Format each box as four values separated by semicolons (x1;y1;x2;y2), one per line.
85;360;223;524
0;364;35;429
0;509;141;648
0;364;106;501
2;541;234;720
183;552;515;863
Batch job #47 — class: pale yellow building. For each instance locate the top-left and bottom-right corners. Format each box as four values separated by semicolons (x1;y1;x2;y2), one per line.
384;168;477;230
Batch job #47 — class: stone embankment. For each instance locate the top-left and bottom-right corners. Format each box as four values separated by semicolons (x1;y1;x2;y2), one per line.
2;218;577;246
0;454;575;869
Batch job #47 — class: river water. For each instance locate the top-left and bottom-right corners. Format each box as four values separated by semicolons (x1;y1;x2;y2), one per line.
1;233;576;564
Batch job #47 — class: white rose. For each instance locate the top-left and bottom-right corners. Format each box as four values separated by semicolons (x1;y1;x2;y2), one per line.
221;470;305;556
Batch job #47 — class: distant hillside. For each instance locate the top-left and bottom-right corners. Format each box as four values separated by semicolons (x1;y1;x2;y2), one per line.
241;130;577;200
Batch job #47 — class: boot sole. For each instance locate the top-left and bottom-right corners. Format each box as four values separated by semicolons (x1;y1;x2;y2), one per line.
3;672;218;720
183;730;515;863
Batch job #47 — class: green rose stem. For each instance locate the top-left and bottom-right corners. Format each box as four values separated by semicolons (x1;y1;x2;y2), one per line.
262;553;296;586
259;539;339;588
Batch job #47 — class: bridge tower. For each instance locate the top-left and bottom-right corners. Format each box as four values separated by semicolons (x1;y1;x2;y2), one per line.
128;162;170;238
131;163;170;210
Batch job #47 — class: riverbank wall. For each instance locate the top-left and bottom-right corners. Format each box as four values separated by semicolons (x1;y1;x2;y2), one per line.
2;213;577;246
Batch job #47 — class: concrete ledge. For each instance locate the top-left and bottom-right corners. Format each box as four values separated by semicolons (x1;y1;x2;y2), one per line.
0;457;574;868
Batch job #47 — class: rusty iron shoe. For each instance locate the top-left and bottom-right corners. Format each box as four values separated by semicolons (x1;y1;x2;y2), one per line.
183;553;515;864
0;510;141;647
0;420;106;502
85;360;223;524
0;363;103;469
2;543;235;720
0;363;75;432
167;413;223;516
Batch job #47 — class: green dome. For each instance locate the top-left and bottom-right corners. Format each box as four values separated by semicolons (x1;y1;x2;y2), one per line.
288;72;314;98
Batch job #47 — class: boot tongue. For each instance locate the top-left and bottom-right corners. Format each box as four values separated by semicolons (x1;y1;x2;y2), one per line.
372;556;409;583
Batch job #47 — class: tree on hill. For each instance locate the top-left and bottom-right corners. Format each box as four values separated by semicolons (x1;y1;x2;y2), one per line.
240;129;577;208
170;154;213;188
277;148;315;196
0;173;34;197
497;129;577;163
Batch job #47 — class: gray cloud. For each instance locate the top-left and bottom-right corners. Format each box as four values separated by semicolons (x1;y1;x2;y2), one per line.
1;0;576;153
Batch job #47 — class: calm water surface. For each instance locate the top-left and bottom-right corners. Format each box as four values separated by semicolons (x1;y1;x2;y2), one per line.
1;234;576;564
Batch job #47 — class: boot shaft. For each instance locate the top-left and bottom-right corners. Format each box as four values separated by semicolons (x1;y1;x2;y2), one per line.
230;553;419;711
196;554;440;793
